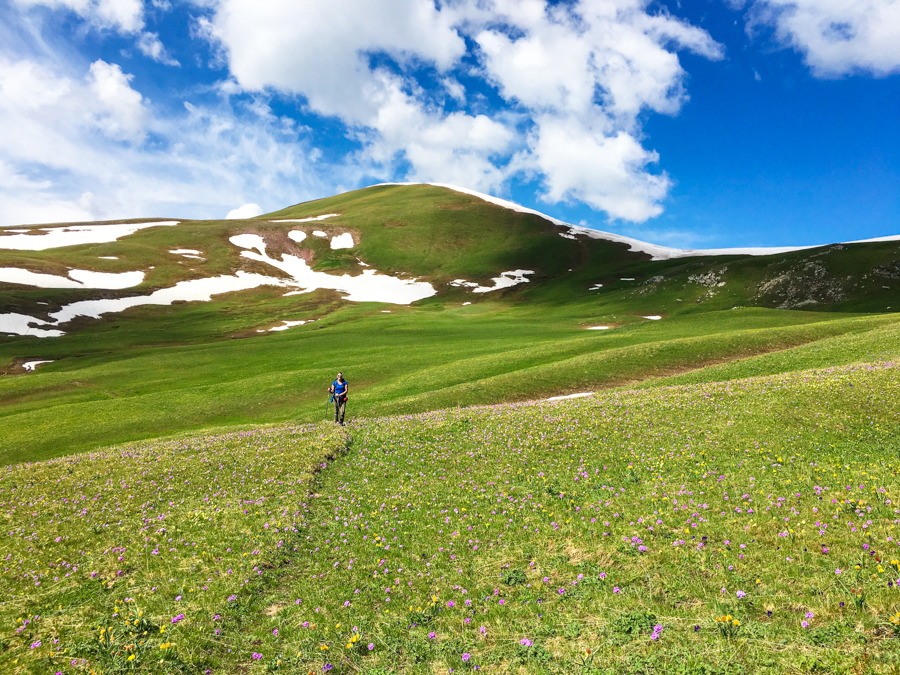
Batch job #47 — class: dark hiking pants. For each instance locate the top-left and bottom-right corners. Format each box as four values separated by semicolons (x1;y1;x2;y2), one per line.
334;396;347;425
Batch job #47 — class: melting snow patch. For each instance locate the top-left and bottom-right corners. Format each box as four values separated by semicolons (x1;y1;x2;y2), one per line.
559;232;576;240
546;392;594;402
620;278;635;281
448;279;479;288
472;270;534;294
330;233;354;249
288;231;307;243
269;320;308;332
587;326;609;330
270;214;339;223
231;235;435;304
0;235;437;338
99;256;118;260
312;231;327;238
643;315;662;320
22;360;53;371
0;313;65;338
0;267;144;289
170;249;204;259
0;221;178;250
462;302;471;305
229;234;267;254
589;284;603;290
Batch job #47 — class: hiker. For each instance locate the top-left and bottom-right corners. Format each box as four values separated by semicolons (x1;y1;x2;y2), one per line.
328;371;349;425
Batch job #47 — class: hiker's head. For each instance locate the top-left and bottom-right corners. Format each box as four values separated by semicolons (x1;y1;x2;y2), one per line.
336;372;343;381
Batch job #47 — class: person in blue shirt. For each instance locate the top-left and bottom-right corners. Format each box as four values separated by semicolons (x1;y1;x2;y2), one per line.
328;372;349;425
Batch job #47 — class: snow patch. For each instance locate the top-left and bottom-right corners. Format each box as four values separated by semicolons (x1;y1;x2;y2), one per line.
22;360;53;371
330;233;354;249
588;283;603;290
0;267;144;289
99;256;118;260
288;231;307;243
587;326;609;330
170;249;203;260
472;270;534;294
269;320;308;332
643;315;662;320
0;221;178;251
0;313;65;338
312;231;327;238
229;234;267;254
230;235;435;304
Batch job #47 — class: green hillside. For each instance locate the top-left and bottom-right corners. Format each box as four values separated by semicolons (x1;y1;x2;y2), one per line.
3;185;900;672
0;184;898;459
4;355;900;674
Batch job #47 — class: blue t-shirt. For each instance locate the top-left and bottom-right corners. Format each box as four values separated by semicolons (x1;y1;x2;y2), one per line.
332;379;348;396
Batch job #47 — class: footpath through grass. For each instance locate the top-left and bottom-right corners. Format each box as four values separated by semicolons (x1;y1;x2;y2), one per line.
226;362;900;675
0;423;349;674
6;360;900;673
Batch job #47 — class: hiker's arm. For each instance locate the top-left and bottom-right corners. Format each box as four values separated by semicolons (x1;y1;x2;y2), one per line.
344;384;349;397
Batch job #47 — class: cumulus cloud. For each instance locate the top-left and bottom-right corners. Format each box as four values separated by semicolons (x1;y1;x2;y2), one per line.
743;0;900;77
0;54;326;226
198;0;724;222
226;203;264;219
2;0;731;225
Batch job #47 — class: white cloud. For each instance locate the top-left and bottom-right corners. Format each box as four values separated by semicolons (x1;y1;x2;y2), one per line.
14;0;179;67
202;0;466;122
199;0;723;222
87;60;147;142
13;0;144;32
226;203;263;219
0;54;327;226
530;115;671;222
744;0;900;76
1;0;727;226
137;31;180;66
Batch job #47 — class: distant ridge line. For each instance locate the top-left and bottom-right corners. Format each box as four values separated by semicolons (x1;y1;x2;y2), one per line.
372;182;900;261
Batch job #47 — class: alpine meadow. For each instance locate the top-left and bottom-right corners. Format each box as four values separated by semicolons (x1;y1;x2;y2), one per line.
3;183;900;675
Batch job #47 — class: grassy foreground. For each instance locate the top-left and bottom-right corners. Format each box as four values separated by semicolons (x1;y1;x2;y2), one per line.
5;357;900;673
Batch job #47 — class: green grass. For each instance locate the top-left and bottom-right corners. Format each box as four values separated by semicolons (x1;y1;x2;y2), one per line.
0;422;348;674
6;358;900;673
1;302;897;463
2;184;900;458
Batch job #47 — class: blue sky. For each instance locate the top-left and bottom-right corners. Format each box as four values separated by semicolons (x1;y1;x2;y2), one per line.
0;0;897;249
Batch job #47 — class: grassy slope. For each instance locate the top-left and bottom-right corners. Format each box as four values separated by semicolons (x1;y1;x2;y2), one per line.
0;306;896;463
5;355;900;673
1;184;899;460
